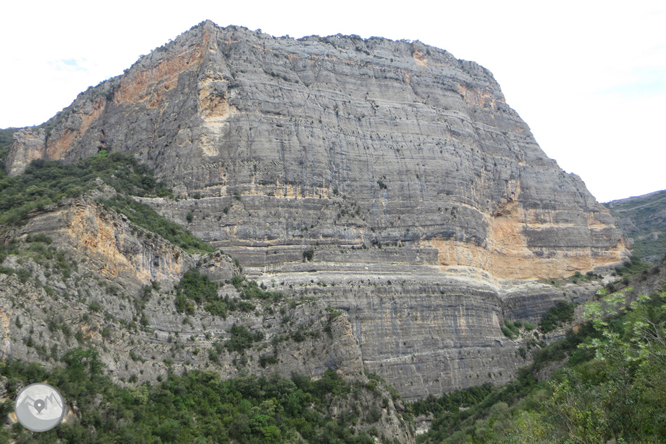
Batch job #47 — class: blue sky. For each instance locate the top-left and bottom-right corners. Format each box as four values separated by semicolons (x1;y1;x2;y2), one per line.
1;0;664;202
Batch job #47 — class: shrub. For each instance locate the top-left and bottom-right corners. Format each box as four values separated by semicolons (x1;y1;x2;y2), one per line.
16;268;31;283
501;326;516;339
204;300;227;318
26;233;52;244
539;301;577;333
177;269;216;305
259;354;278;368
225;324;264;354
365;407;382;423
504;320;520;335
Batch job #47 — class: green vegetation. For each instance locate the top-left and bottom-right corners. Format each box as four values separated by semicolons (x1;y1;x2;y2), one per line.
539;300;577;333
0;348;391;443
102;195;213;253
230;275;283;302
0;151;167;222
175;268;219;315
614;255;653;277
0;128;18;171
412;279;666;443
0;235;80;282
0;149;213;253
411;384;494;419
224;323;265;353
541;270;602;287
500;319;535;339
605;190;666;263
175;269;283;317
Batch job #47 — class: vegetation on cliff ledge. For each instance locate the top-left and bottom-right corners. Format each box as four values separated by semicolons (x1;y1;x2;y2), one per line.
174;269;283;317
101;194;214;253
0;149;212;253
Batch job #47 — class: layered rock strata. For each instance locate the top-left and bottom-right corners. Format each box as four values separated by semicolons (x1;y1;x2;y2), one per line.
7;20;626;280
0;198;364;382
4;21;628;399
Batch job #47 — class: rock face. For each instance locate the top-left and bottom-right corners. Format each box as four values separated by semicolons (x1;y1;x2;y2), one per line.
7;20;626;280
5;128;46;176
0;198;412;441
0;197;365;385
4;21;628;399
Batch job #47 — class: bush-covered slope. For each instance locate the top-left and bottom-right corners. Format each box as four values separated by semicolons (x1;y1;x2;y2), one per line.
605;190;666;264
411;263;666;443
0;351;400;443
0;149;212;253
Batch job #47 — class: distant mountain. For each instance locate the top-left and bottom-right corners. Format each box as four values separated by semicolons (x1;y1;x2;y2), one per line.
605;190;666;263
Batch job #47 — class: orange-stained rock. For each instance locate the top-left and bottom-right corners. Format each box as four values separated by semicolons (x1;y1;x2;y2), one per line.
2;21;629;404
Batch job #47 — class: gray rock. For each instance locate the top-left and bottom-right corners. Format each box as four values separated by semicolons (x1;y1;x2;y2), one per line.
6;22;626;285
2;21;629;404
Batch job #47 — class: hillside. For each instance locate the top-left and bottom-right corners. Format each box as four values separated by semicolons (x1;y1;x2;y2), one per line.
605;189;666;264
412;260;666;443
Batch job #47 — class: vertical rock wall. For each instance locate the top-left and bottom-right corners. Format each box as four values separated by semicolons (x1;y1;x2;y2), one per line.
4;21;627;398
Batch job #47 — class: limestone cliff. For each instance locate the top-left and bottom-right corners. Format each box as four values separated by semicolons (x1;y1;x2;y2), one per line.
7;21;626;280
4;21;627;400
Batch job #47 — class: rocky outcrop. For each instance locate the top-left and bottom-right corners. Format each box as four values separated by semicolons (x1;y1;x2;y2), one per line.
0;198;365;384
4;21;628;400
5;128;46;176
2;197;194;294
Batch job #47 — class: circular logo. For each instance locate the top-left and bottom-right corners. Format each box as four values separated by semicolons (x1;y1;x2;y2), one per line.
14;383;66;432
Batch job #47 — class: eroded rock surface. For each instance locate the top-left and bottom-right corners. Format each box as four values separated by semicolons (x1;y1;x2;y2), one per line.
4;21;627;401
7;21;626;280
